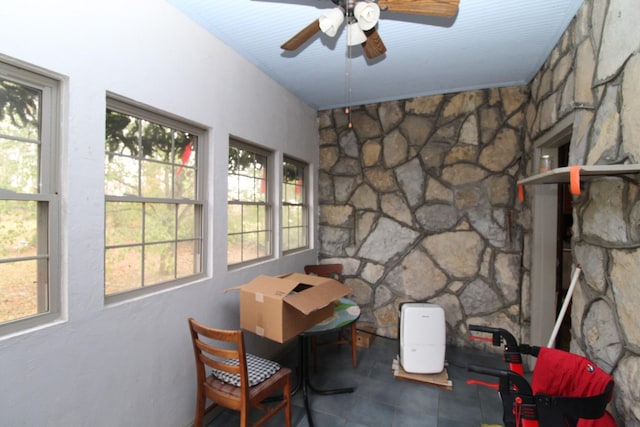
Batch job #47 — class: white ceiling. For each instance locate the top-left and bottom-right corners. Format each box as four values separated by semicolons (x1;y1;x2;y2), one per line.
166;0;584;110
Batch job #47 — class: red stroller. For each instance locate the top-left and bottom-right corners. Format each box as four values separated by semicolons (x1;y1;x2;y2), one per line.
466;325;617;427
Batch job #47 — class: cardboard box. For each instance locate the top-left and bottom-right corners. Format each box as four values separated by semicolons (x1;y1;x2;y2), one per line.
356;324;376;348
229;272;351;343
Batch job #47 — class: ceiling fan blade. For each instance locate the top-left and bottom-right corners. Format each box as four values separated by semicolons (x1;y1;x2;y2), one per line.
281;19;321;51
362;28;387;59
377;0;460;17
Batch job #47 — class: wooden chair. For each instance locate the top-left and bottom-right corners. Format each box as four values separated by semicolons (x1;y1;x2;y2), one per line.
188;318;292;427
304;264;358;369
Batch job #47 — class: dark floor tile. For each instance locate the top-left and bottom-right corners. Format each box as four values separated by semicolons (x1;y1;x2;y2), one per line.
392;409;438;427
302;389;358;415
307;370;360;391
207;410;238;427
393;383;439;415
367;359;396;383
438;394;483;423
478;387;507;425
294;409;347;427
438;416;481;427
206;336;503;427
356;375;403;406
447;371;483;399
260;404;305;427
345;397;395;426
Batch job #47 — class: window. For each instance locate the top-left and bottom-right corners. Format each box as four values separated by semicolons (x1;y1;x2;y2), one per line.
227;139;272;266
0;61;60;331
104;97;205;299
282;158;308;253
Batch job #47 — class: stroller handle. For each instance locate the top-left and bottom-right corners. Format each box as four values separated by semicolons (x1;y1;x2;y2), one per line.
468;324;525;375
469;324;519;348
467;364;533;396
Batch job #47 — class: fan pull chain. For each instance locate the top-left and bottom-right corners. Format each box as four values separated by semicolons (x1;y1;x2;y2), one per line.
345;31;353;128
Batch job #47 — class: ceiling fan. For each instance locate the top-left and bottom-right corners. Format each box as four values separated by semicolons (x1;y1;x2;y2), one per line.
281;0;460;59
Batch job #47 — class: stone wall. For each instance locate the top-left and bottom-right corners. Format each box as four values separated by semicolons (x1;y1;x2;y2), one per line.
317;87;529;346
523;0;640;424
317;0;640;423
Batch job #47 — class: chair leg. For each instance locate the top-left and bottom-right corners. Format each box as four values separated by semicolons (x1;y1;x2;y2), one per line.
193;388;206;427
284;376;292;427
350;323;358;368
240;405;249;427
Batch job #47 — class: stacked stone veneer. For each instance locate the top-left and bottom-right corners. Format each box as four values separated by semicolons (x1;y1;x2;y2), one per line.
523;0;639;424
318;0;640;423
317;86;528;346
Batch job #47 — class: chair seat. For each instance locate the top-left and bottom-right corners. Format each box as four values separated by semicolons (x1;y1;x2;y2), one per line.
206;367;292;400
212;353;281;387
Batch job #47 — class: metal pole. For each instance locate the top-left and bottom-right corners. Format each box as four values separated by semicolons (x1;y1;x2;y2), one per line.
547;264;582;348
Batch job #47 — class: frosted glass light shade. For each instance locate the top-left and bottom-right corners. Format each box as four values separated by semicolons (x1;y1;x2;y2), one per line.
354;1;380;31
319;7;345;37
347;22;367;46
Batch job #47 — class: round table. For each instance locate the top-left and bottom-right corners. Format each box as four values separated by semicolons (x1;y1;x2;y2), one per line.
304;297;361;334
297;297;360;427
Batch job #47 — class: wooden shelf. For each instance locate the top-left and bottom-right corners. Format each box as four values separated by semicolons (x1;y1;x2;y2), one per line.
517;164;640;199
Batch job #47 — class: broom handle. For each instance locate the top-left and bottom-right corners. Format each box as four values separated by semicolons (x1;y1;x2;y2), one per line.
547;264;582;348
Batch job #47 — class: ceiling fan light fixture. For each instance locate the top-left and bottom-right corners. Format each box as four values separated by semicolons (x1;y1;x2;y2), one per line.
353;1;380;31
346;22;367;46
319;6;345;37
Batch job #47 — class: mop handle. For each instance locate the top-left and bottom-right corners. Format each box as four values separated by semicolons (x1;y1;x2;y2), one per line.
547;264;582;348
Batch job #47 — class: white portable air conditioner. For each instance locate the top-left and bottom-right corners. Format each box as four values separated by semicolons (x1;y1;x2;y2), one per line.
399;303;446;374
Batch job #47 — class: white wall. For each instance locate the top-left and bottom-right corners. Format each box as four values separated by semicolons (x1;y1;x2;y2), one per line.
0;1;319;425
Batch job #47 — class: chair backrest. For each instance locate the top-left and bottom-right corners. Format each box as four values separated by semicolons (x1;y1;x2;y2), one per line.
188;318;248;410
304;263;343;283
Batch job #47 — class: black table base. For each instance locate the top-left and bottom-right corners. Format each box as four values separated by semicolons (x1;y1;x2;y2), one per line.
294;334;355;427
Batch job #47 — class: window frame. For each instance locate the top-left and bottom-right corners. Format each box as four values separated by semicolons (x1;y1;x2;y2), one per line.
227;138;274;268
281;156;309;254
0;59;61;335
104;95;207;303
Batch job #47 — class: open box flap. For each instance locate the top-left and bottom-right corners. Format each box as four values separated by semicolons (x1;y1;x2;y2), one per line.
278;272;331;285
225;274;299;297
282;274;350;315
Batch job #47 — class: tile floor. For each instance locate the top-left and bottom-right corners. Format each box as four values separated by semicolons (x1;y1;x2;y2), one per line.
207;335;507;427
